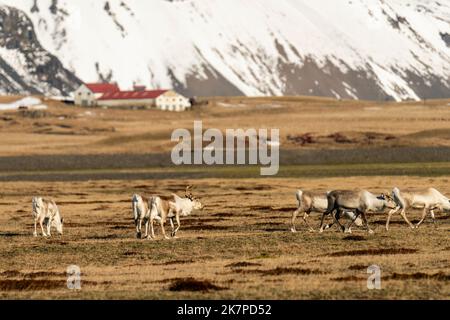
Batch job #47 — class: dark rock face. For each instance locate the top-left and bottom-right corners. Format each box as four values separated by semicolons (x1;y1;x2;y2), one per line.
277;57;390;101
440;32;450;47
169;65;244;98
0;6;80;96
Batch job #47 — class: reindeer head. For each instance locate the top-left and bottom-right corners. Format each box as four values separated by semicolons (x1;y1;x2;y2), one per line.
53;216;64;235
184;185;203;212
377;193;396;209
32;197;42;216
185;185;193;200
50;203;64;235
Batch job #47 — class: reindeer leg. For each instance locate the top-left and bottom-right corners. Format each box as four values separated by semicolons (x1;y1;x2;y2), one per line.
170;217;176;237
416;207;429;228
399;208;415;229
148;217;155;240
291;208;300;233
319;211;329;233
322;210;340;231
46;219;51;237
144;218;149;238
173;213;181;238
320;209;341;232
136;218;143;239
323;213;335;231
344;211;360;234
134;218;140;239
386;206;400;231
320;212;337;232
33;218;38;237
360;211;373;234
332;210;346;233
430;209;437;227
302;210;315;232
160;219;169;240
39;218;47;237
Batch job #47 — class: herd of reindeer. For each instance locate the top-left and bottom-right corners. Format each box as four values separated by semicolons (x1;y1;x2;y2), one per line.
30;185;450;239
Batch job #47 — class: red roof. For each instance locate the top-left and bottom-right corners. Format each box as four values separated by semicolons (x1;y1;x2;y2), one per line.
98;90;168;100
85;83;120;94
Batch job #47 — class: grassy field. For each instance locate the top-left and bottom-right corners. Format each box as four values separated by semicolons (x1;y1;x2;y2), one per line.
0;174;448;299
0;96;449;299
2;162;450;181
0;96;449;156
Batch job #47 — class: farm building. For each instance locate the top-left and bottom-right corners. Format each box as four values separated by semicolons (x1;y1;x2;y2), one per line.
155;90;192;111
73;83;191;111
74;83;120;107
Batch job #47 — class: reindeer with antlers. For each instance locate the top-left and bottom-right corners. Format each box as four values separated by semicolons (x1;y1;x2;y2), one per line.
147;186;203;240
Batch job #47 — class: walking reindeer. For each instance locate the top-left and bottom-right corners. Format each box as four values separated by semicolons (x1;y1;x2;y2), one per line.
291;190;363;233
386;187;450;230
320;190;396;234
132;186;203;239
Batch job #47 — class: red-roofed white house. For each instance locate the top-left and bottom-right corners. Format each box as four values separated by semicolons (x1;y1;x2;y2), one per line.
74;83;120;106
73;83;191;111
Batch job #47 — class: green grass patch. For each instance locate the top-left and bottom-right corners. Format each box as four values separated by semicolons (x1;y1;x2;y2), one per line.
1;162;450;181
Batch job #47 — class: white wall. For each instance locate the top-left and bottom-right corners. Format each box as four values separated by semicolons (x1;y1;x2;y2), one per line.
156;90;191;112
74;85;96;106
97;98;155;108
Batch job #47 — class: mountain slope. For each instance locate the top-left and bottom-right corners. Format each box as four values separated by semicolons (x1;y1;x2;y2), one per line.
0;0;449;100
0;6;80;96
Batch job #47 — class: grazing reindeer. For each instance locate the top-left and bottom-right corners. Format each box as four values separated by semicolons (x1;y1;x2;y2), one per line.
291;190;362;233
321;190;396;234
386;187;450;230
32;197;63;237
148;186;203;240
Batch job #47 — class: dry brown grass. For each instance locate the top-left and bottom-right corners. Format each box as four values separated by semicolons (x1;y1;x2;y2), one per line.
0;96;449;156
0;176;448;299
0;96;449;299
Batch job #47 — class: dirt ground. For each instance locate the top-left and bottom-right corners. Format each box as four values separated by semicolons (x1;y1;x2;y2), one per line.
0;176;448;299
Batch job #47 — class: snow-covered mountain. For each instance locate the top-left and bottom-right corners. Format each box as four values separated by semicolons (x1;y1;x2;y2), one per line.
0;5;80;95
0;0;449;100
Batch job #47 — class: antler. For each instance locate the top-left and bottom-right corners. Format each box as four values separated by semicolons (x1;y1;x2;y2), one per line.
185;185;193;198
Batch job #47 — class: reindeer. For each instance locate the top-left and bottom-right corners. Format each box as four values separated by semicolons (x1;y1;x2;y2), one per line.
291;190;362;233
132;194;151;239
386;187;450;230
148;186;203;240
320;190;396;234
32;197;63;237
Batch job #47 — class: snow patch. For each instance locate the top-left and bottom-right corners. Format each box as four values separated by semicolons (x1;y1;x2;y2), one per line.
0;97;46;110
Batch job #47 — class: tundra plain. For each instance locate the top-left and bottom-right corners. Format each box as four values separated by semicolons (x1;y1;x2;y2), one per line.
0;96;449;299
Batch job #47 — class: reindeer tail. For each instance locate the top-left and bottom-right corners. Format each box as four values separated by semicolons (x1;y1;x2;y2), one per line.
132;194;140;221
295;190;303;206
149;196;162;222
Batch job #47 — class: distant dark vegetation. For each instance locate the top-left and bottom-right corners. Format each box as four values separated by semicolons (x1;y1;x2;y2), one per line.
0;146;449;181
1;147;450;172
287;132;396;146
